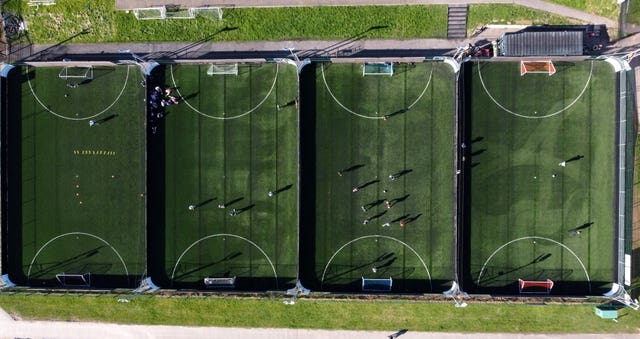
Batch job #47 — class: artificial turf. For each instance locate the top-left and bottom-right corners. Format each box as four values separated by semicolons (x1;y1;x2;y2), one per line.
152;62;299;290
5;65;146;287
463;60;617;294
302;62;457;292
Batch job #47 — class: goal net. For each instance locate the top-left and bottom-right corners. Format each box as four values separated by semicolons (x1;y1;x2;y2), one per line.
520;60;556;76
518;278;554;294
133;7;167;20
133;6;222;20
56;273;91;287
207;63;238;76
190;7;223;20
29;0;56;5
363;62;393;76
59;66;93;80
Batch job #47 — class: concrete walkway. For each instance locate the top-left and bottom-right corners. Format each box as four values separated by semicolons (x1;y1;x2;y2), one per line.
115;0;618;28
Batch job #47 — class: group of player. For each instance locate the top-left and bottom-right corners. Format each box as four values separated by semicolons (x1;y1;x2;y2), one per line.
352;173;411;228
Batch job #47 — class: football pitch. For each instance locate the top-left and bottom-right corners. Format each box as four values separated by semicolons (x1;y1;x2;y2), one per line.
300;62;457;292
0;57;630;296
5;64;146;287
147;63;299;290
462;60;618;294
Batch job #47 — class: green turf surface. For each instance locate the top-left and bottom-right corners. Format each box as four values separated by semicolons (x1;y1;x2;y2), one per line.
464;60;617;294
6;65;146;287
307;62;456;292
156;62;299;290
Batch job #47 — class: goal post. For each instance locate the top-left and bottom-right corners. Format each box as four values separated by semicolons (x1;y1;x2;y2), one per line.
363;62;393;76
133;6;223;20
59;66;93;80
520;60;556;76
518;278;554;294
133;7;167;20
190;7;223;20
207;63;238;76
56;273;91;287
204;276;236;288
362;277;393;292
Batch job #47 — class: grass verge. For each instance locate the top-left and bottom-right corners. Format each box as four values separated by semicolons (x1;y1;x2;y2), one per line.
545;0;619;20
467;4;580;32
0;294;639;332
4;0;580;43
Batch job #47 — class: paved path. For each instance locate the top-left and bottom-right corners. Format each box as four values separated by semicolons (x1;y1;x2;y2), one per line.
115;0;618;28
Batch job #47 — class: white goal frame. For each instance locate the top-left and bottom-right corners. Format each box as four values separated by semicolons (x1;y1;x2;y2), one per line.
56;273;91;287
133;6;223;20
363;62;393;76
59;66;93;80
29;0;56;6
190;7;223;20
133;7;167;20
207;63;238;76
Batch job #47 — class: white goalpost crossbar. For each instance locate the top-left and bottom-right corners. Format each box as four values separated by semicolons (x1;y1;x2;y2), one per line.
133;6;222;20
363;62;393;76
59;66;93;79
207;63;238;75
56;273;91;287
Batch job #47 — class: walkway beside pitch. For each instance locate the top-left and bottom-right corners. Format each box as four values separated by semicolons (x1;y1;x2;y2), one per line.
115;0;618;28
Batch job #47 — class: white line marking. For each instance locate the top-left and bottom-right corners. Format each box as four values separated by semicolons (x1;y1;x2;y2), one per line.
170;64;279;120
170;233;278;288
476;236;591;291
320;234;432;290
477;60;594;119
26;232;130;282
321;64;433;119
26;65;130;121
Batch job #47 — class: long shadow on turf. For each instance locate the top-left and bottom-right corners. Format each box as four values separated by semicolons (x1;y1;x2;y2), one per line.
298;63;318;289
459;62;474;294
147;65;169;287
3;66;25;284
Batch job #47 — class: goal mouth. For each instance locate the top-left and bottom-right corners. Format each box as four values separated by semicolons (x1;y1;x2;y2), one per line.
207;63;238;76
363;62;394;76
59;66;93;80
56;273;91;287
520;60;556;76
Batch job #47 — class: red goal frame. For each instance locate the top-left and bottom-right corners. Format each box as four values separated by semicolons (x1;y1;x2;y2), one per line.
520;60;556;76
518;278;554;294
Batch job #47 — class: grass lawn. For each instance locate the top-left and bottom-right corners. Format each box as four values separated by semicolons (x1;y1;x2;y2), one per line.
546;0;619;20
5;65;146;287
149;62;299;290
3;0;579;43
467;4;580;32
0;294;639;333
627;0;640;25
300;62;456;293
463;60;617;294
